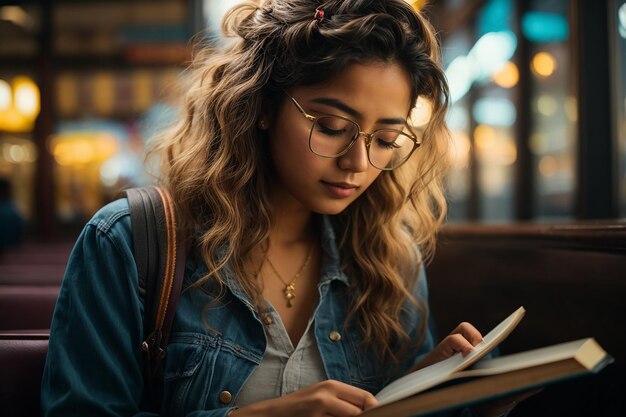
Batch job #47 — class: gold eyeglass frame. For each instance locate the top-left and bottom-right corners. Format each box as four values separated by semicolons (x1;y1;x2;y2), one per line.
286;94;421;171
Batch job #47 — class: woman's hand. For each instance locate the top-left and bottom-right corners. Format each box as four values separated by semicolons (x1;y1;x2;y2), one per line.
229;379;378;417
412;322;483;371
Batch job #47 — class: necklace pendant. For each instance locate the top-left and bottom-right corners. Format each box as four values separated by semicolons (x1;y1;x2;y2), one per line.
266;244;314;309
284;284;296;308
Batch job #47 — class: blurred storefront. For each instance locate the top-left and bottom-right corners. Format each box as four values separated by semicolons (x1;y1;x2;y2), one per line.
427;0;626;222
0;1;192;238
1;0;625;242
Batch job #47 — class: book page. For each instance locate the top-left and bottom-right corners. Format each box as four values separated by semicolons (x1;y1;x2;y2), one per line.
456;338;604;378
375;306;526;406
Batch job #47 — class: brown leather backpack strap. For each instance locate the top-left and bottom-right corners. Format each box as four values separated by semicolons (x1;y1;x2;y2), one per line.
123;187;165;326
122;186;186;411
153;187;186;354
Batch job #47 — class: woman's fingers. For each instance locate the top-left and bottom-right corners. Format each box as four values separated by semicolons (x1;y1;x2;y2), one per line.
319;380;378;411
442;333;475;356
232;380;376;417
410;321;484;371
452;322;483;346
298;380;378;416
440;322;483;356
334;384;378;411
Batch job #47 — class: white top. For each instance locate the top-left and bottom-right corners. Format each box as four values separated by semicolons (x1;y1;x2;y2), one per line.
235;302;327;407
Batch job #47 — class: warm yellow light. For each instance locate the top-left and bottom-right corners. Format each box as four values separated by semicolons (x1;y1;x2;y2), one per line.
75;140;97;164
531;52;557;78
474;124;497;150
52;142;76;166
56;74;79;117
493;61;519;88
0;6;34;30
8;144;26;162
539;155;558;177
13;76;40;119
24;142;37;162
0;76;40;132
405;0;427;11
529;132;545;154
449;130;471;168
565;96;577;122
1;143;11;162
498;140;517;166
0;79;11;111
94;133;119;159
1;141;38;164
93;72;114;116
475;126;516;166
537;94;557;116
479;165;509;195
411;97;432;127
50;133;118;166
133;70;153;113
0;106;30;132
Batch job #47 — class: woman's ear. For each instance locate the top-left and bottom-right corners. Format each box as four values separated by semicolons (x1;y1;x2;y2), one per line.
258;118;270;130
257;108;272;130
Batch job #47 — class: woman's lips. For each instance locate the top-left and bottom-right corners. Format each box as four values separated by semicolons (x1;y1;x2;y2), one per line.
321;181;359;198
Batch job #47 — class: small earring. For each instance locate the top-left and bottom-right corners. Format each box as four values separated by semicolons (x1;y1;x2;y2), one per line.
258;120;267;129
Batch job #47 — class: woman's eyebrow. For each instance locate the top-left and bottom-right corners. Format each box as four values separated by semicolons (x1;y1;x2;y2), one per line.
310;97;407;125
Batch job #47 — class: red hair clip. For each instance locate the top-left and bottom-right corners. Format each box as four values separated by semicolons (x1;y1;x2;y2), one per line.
313;6;325;23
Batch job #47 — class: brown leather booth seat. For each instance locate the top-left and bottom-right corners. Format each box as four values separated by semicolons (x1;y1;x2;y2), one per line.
0;264;65;286
0;243;68;416
0;242;73;266
0;285;59;330
0;241;69;331
0;242;69;287
0;331;49;417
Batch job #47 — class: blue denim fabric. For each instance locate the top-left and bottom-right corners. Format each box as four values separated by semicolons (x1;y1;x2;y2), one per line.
41;198;435;417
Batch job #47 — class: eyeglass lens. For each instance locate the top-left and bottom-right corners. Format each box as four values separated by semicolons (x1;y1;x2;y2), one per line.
310;116;414;169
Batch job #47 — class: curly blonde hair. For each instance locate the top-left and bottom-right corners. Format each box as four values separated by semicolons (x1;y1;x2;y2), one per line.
149;0;450;365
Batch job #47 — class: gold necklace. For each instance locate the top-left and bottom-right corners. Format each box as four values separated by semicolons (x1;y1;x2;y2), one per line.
266;242;314;308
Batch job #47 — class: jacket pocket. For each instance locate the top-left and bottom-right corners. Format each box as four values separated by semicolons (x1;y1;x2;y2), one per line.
162;333;215;416
345;328;386;393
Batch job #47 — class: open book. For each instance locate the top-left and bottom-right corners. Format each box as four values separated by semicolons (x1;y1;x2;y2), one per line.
362;307;613;417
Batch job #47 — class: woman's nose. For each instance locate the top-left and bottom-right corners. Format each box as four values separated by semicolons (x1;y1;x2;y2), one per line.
337;134;370;172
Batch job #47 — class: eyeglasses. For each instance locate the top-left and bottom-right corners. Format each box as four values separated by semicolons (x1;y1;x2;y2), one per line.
287;94;421;170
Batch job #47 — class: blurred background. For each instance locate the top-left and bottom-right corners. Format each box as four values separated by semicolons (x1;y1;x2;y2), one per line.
0;2;625;416
0;0;625;244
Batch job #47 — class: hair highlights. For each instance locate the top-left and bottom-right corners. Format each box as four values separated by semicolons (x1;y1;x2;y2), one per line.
149;0;450;365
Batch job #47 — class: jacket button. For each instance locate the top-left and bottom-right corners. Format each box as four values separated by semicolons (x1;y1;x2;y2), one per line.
328;331;342;342
219;390;233;404
263;315;273;325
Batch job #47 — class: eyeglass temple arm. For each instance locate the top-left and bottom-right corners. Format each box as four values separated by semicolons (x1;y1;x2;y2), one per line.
289;96;316;122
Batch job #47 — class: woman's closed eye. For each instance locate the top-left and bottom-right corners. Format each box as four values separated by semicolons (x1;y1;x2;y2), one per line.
373;131;403;149
315;117;355;138
317;123;348;137
374;138;401;149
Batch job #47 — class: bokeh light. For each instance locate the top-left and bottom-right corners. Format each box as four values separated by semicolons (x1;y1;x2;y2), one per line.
531;52;557;78
493;61;519;88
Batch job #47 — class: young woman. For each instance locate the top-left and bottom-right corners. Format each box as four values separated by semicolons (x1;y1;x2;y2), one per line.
42;1;526;416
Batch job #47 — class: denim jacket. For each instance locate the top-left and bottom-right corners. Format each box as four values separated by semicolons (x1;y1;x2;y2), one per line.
41;198;436;417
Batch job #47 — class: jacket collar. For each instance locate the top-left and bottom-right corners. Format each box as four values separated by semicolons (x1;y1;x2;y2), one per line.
318;214;349;286
186;214;350;310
